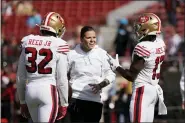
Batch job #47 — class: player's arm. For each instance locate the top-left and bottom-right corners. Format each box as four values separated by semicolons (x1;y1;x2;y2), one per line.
56;52;69;107
116;55;145;82
16;48;27;104
66;54;73;100
56;52;69;120
55;42;70;120
67;54;72;80
108;43;150;82
16;37;31;119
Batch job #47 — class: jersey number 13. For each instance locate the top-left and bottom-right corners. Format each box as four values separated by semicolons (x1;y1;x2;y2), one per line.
152;55;165;80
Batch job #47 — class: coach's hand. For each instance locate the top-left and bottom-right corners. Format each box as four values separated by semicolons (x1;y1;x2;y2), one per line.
20;104;30;119
88;84;101;94
56;106;67;120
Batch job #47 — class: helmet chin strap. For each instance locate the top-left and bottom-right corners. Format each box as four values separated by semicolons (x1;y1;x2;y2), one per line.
138;36;144;41
138;29;156;41
138;35;147;42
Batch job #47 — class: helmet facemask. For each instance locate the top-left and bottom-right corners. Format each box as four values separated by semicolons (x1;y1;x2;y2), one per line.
57;26;66;38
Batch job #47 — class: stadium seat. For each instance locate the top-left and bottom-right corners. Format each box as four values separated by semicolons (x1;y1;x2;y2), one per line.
2;0;131;40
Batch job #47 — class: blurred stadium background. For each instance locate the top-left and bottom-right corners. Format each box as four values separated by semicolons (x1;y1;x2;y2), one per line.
1;0;185;123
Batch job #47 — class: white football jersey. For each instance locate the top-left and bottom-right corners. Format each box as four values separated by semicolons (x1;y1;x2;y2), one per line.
20;34;68;84
16;34;69;106
67;44;116;103
132;37;166;87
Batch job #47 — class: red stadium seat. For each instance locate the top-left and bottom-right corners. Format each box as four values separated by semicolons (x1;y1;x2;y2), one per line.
3;1;131;41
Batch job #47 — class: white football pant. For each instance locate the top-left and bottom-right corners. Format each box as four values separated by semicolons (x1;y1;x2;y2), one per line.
130;84;158;122
25;83;58;123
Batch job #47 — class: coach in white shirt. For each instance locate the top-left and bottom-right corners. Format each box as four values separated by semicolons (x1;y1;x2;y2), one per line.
67;26;116;122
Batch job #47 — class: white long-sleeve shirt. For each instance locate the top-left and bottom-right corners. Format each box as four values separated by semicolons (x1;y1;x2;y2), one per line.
67;44;116;103
16;34;69;106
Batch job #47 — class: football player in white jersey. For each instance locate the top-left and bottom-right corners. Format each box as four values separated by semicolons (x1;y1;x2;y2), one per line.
16;12;69;122
108;13;167;122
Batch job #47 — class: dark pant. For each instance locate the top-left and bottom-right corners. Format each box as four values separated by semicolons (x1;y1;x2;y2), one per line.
68;98;103;123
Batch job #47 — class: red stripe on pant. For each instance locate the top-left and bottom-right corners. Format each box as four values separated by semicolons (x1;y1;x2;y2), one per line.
133;86;144;123
49;85;58;123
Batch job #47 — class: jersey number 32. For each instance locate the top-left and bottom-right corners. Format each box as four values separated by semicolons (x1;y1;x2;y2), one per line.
25;47;53;74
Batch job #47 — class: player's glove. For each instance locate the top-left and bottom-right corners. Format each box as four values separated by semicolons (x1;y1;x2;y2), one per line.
107;54;120;71
56;106;67;120
20;104;30;119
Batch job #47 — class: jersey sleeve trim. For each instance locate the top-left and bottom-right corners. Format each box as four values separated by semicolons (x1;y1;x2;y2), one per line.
57;44;69;53
134;45;150;57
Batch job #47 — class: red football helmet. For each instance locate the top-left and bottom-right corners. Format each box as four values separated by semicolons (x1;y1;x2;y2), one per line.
134;13;161;41
38;12;66;38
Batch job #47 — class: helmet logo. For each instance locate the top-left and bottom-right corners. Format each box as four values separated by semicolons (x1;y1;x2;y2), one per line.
139;16;149;23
